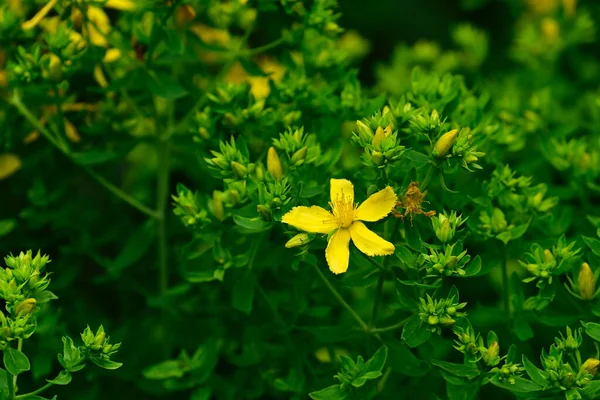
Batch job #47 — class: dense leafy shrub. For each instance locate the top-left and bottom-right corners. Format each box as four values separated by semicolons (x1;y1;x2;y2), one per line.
2;0;600;399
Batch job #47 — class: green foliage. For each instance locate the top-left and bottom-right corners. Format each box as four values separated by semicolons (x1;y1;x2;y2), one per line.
3;0;600;399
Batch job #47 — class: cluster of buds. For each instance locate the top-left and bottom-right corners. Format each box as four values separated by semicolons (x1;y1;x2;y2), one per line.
205;137;255;182
0;308;36;342
566;262;600;301
523;184;558;213
256;178;292;221
81;325;121;357
450;128;485;171
420;243;469;277
205;0;257;31
353;107;405;167
431;211;467;243
206;82;249;105
520;236;580;288
554;326;583;354
7;45;42;83
454;326;501;366
192;106;213;141
418;293;467;334
172;184;210;227
271;127;320;169
388;97;420;126
541;340;596;391
478;207;512;236
490;362;525;385
2;250;51;305
409;108;442;137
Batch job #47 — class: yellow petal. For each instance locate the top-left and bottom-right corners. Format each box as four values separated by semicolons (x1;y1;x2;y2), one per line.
330;178;354;204
104;0;138;11
64;118;81;142
326;228;351;274
355;186;397;222
21;0;58;30
94;65;109;88
0;154;22;180
86;7;111;47
103;48;121;63
281;206;337;234
349;221;394;256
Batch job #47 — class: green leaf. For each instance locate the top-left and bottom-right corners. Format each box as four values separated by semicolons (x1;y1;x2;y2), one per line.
401;315;431;348
565;388;582;400
191;387;212;400
146;71;188;100
496;231;512;245
362;346;388;374
431;360;480;379
309;385;348;400
511;220;530;240
395;245;416;267
387;339;429;377
35;290;58;304
405;223;422;251
447;380;480;400
232;215;272;232
47;370;72;385
0;369;8;400
143;360;187;379
3;347;30;376
489;376;542;393
0;219;16;237
89;357;123;370
583;236;600;257
232;273;255;315
522;355;549;388
514;316;534;341
109;219;156;275
71;151;117;166
462;256;481;277
582;321;600;342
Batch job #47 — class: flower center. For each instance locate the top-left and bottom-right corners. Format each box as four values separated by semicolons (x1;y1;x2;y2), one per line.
330;193;356;228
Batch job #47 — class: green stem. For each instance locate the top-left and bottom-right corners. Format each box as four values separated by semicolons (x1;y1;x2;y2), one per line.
502;245;510;316
12;339;23;392
156;133;172;295
8;92;159;220
15;382;53;399
370;316;412;333
370;274;384;328
242;36;285;56
311;263;369;332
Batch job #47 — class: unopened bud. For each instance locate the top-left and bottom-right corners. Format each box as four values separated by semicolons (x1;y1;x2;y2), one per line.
432;129;459;158
212;191;224;220
356;120;373;140
15;298;36;316
579;262;595;300
562;0;576;18
581;358;600;376
254;163;265;181
285;233;310;248
42;53;62;81
94;331;106;346
174;4;196;29
483;342;500;366
436;218;453;243
267;147;283;181
291;146;308;165
372;126;387;147
257;204;272;221
439;316;456;326
371;150;384;166
231;161;247;179
427;315;439;325
543;249;555;264
541;17;560;42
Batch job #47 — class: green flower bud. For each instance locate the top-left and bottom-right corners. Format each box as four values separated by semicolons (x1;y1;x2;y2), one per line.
231;161;247;179
267;147;283;181
439;316;456;326
285;233;311;248
432;129;459;158
436;218;452;242
94;331;106;346
15;298;36;316
483;342;500;366
543;249;555;264
291;146;308;165
579;262;595;300
581;358;600;376
491;208;507;232
255;163;265;181
371;150;384;166
212;191;224;221
356;120;373;141
427;315;439;325
257;204;272;221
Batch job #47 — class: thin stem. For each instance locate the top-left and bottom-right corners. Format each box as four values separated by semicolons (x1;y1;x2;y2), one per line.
15;382;53;399
242;36;286;56
370;316;412;333
8;93;159;220
370;274;384;328
311;263;369;332
11;339;23;394
156;110;173;295
502;245;510;316
377;367;392;394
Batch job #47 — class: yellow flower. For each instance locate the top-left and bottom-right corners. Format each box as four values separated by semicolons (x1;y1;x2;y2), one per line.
282;179;397;274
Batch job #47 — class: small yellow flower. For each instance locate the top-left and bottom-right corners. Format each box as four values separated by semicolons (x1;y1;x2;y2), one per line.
579;262;595;300
267;147;283;181
0;154;22;180
282;179;397;274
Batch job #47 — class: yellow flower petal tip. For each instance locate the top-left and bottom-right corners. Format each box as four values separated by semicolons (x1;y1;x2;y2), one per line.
0;154;23;180
104;0;138;11
21;0;58;30
281;179;397;274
